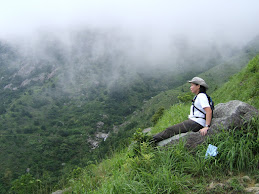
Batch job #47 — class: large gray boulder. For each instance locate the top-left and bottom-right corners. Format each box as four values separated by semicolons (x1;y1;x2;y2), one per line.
157;100;258;148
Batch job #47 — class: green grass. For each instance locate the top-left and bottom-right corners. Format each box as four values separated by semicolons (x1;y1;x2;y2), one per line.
64;55;259;194
212;54;259;108
123;44;257;134
66;115;258;194
151;103;190;135
11;55;258;193
2;36;259;194
207;116;259;172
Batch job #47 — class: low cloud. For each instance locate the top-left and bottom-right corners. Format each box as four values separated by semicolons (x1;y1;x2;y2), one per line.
1;0;259;89
1;0;259;44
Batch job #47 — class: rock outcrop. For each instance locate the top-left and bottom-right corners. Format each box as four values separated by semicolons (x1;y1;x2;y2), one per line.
157;100;258;148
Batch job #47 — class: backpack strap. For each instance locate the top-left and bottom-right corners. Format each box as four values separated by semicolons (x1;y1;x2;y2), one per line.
192;95;206;120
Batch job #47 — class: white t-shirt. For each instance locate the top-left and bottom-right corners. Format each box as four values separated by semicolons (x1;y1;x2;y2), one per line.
188;93;210;127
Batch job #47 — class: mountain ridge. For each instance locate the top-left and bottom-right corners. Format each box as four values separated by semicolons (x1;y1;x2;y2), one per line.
65;53;259;194
0;33;258;192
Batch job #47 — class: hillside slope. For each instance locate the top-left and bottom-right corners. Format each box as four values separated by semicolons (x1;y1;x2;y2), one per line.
64;54;259;194
0;30;239;192
151;54;259;134
10;49;259;194
1;34;258;192
111;36;259;139
82;40;259;172
212;54;259;107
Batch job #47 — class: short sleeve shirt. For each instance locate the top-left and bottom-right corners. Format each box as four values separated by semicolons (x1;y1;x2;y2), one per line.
188;93;210;126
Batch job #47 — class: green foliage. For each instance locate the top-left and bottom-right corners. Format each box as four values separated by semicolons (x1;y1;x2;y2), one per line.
129;129;154;157
70;140;195;193
228;178;245;192
206;116;259;172
11;174;41;194
133;128;152;143
67;53;259;193
151;107;165;125
177;92;193;103
1;34;259;193
151;103;190;135
70;167;83;180
68;116;259;193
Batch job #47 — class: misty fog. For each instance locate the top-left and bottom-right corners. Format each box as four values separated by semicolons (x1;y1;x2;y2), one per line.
1;2;259;186
1;0;259;91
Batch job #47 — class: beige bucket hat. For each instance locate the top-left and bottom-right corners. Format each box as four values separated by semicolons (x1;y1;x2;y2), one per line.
188;77;209;89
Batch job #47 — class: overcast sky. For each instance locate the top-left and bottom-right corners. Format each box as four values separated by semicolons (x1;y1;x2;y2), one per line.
1;0;259;46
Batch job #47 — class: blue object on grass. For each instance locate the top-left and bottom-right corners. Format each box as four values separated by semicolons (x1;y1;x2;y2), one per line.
205;144;218;159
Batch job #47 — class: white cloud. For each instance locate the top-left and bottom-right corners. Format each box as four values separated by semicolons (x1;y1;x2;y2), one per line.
0;0;258;46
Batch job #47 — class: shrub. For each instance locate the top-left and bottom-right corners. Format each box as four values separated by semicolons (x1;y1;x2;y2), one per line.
11;174;41;194
177;92;193;103
129;128;153;157
151;107;165;125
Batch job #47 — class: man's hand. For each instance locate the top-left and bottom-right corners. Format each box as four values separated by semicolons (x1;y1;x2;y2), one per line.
199;127;209;136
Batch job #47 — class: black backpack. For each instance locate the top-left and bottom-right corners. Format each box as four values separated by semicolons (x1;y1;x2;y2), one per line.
192;93;214;120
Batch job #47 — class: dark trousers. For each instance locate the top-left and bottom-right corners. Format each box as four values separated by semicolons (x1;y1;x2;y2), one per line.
153;119;203;143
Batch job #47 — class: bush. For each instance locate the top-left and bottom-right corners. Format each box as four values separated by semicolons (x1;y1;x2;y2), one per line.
11;174;41;194
177;92;193;103
129;128;154;157
151;107;165;125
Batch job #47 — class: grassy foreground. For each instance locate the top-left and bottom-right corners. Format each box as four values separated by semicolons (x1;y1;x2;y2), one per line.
62;55;259;193
66;116;258;193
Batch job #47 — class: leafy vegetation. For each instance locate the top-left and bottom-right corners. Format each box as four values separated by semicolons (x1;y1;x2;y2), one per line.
151;107;165;125
66;54;259;193
0;33;258;193
1;33;207;192
67;116;258;193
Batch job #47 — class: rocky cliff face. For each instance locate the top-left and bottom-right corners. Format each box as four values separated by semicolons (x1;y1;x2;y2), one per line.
4;65;59;90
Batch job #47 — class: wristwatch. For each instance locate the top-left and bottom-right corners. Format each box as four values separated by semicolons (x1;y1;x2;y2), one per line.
205;124;210;128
